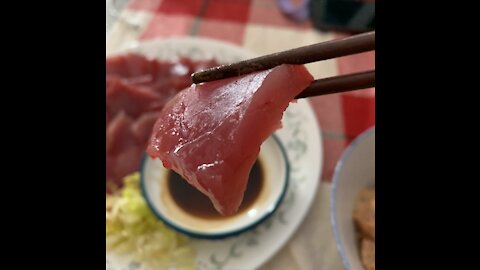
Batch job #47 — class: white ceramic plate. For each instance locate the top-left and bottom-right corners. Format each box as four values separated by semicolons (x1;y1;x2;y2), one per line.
141;135;290;239
106;37;323;270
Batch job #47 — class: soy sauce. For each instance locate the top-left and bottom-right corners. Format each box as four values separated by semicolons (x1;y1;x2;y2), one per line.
167;160;264;219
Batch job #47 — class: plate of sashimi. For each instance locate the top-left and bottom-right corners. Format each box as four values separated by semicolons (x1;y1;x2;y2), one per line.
106;37;323;270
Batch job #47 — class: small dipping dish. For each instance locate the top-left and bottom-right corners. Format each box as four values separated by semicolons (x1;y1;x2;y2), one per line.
141;134;289;239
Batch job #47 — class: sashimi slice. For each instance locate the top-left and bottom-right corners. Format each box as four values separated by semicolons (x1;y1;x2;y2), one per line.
131;111;161;145
147;64;313;215
106;78;161;119
106;53;161;79
106;111;137;155
105;54;221;189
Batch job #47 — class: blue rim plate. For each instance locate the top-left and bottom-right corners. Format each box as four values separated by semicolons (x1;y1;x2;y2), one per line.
140;134;290;240
107;37;323;270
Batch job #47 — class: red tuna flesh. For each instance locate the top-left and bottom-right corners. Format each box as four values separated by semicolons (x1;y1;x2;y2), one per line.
147;64;313;215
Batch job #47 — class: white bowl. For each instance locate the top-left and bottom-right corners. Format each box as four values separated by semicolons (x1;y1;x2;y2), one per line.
331;127;375;270
141;135;289;239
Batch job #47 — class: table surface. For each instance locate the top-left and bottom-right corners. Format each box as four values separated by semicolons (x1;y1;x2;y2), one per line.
106;1;375;269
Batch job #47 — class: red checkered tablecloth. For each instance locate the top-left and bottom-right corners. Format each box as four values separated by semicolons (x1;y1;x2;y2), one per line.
107;1;374;269
107;0;375;183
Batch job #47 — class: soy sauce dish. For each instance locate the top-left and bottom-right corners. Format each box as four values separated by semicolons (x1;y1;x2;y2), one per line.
141;134;290;239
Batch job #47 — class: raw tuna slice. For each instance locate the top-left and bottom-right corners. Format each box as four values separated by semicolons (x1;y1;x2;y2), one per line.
147;64;314;215
131;111;161;144
106;78;161;119
105;53;220;188
106;112;137;155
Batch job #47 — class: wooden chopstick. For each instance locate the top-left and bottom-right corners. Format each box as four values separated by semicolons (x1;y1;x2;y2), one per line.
192;31;375;84
295;70;375;99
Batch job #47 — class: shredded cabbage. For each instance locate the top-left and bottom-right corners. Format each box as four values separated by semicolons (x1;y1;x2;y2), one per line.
106;172;195;270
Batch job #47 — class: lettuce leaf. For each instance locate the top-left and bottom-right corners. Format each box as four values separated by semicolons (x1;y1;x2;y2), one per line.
106;172;195;270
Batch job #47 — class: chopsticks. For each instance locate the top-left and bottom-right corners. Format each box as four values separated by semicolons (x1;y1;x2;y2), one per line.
192;31;375;98
295;70;374;99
